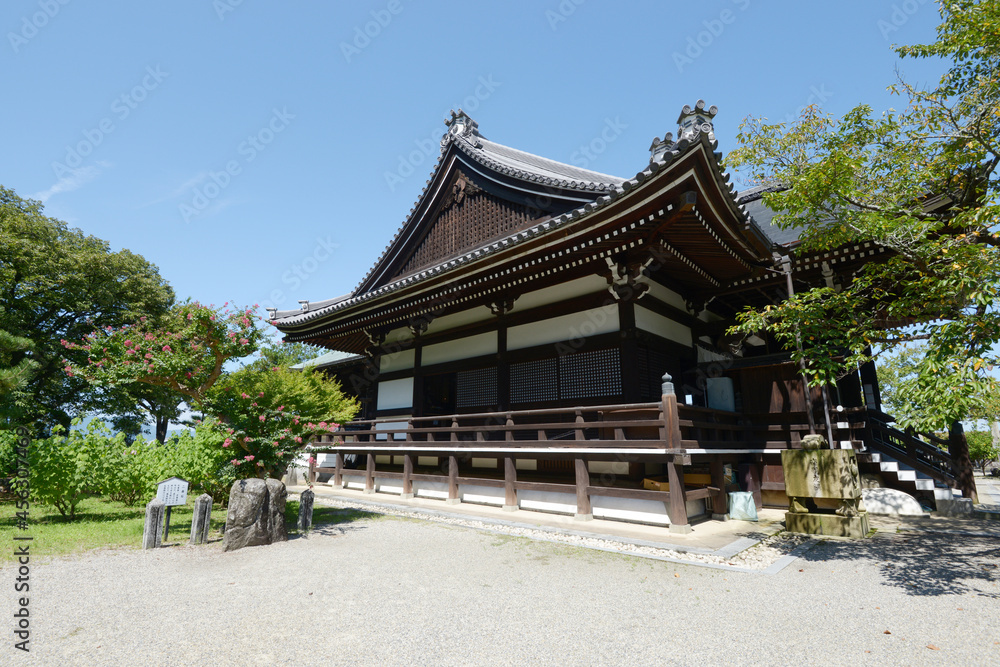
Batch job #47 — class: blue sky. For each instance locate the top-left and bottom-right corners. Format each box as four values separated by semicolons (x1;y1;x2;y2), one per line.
2;1;945;330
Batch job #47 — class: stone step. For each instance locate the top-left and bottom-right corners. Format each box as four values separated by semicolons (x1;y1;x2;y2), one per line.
914;479;935;491
879;461;899;473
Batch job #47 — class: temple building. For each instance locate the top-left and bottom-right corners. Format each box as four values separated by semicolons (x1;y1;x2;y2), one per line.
271;102;962;532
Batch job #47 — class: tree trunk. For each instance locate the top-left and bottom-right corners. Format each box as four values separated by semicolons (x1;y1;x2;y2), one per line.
155;415;169;443
948;421;979;503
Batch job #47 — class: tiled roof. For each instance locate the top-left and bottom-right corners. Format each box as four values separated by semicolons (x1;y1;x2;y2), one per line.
736;184;806;247
452;133;624;192
273;105;773;330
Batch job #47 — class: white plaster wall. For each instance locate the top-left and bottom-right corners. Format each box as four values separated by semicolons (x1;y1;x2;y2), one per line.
417;456;439;467
413;480;449;500
459;484;505;506
518;489;576;515
376;379;413;411
643;281;689;312
425;307;495;335
588;461;629;476
516;459;537;471
375;478;403;495
374;420;409;441
472;457;498;469
511;275;610;313
508;305;619;351
635;305;692;347
422;332;497;367
342;472;366;490
591;495;669;525
379;348;415;373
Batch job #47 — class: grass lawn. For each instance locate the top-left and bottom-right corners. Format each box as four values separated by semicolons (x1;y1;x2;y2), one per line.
0;494;377;563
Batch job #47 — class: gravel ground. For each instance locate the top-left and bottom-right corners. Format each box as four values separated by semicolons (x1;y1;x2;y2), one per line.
4;514;999;666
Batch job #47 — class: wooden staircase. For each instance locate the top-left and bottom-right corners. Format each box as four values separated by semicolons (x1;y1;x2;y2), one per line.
845;408;959;503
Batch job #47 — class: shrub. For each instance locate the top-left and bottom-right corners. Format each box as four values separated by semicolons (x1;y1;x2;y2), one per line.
28;423;95;520
164;428;237;505
90;430;164;506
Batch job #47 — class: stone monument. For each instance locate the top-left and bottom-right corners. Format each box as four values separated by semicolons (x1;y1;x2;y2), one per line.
223;478;288;551
781;438;870;538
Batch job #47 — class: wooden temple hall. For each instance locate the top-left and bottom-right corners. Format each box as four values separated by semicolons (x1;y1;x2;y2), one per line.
271;102;960;533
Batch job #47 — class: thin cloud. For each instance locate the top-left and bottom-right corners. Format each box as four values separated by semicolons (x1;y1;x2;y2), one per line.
31;163;107;202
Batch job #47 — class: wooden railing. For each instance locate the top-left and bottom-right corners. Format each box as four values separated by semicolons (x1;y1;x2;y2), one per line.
318;402;669;450
844;407;956;486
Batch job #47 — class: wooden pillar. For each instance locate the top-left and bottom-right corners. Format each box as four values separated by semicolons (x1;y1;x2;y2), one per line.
619;298;640;403
661;373;682;450
333;451;344;489
365;453;375;494
497;311;510;411
710;456;729;521
574;458;592;520
666;454;692;534
948;421;979;503
447;455;460;504
503;456;517;511
412;339;424;417
401;454;414;499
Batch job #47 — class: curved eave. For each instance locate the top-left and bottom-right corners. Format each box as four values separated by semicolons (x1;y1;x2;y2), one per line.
273;133;774;341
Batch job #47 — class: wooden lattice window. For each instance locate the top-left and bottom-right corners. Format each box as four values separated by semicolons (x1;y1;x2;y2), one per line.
510;358;559;404
456;367;498;409
559;348;621;400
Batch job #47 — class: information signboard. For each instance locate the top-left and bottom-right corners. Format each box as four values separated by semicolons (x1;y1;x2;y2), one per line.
156;477;189;506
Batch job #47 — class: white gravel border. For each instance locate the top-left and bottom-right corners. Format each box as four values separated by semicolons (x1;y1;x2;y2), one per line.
294;492;822;574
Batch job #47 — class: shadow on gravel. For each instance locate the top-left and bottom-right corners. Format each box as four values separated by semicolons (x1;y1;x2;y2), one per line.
800;532;1000;598
285;504;382;540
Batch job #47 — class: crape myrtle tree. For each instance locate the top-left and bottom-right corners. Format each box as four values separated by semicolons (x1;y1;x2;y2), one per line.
724;1;999;501
64;301;358;479
0;186;175;432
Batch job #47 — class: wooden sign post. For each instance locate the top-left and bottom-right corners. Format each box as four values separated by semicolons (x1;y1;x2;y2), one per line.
156;477;189;541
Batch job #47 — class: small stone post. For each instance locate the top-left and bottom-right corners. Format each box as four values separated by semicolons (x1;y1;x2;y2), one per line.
189;494;213;545
142;498;165;549
297;488;315;532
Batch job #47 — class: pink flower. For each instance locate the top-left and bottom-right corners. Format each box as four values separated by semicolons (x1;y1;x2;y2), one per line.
239;338;249;345
187;313;193;320
126;349;136;355
308;456;316;464
318;421;328;429
144;353;153;359
277;405;284;411
241;392;250;399
259;415;266;422
256;461;264;467
223;438;232;448
245;455;255;461
123;340;132;347
162;345;172;352
231;459;241;465
258;392;264;397
295;436;302;443
228;332;236;339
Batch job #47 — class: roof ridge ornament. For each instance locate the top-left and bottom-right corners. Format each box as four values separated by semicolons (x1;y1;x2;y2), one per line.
649;132;674;163
445;108;479;138
677;99;718;143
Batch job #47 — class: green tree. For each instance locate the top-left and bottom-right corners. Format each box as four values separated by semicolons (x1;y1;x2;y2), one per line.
965;430;998;474
725;1;1000;434
202;363;357;479
63;301;264;406
0;187;174;432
